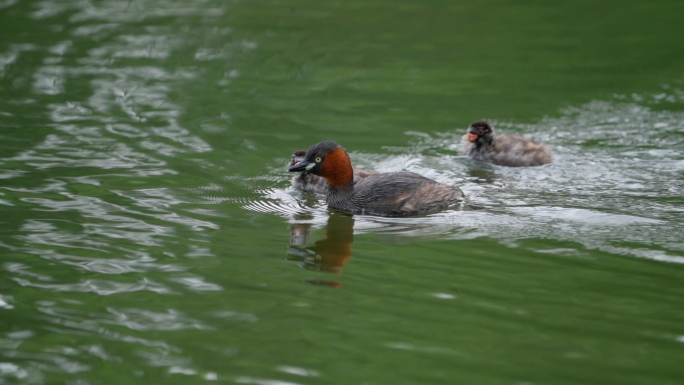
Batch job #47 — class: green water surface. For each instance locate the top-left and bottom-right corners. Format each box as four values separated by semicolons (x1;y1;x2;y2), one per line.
1;1;683;385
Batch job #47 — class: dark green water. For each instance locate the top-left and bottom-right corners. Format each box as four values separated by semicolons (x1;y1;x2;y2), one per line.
1;1;684;384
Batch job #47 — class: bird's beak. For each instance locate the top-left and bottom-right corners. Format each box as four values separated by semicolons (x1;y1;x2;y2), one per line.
466;127;479;142
289;160;312;172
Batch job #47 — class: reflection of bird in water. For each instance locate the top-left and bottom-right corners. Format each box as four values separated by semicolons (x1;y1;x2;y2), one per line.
289;141;465;217
287;213;355;287
461;120;552;167
289;217;311;248
289;150;377;194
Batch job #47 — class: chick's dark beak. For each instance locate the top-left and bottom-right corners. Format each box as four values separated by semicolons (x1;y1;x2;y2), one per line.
288;160;310;172
466;126;480;143
290;151;306;167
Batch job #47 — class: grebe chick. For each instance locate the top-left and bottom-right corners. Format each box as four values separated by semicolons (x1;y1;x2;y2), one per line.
289;150;377;194
288;141;465;217
462;120;552;167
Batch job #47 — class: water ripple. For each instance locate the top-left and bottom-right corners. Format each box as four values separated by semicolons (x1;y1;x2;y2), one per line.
15;277;173;295
104;308;213;331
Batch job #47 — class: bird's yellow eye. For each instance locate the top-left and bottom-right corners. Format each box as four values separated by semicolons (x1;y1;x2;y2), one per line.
315;157;322;163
